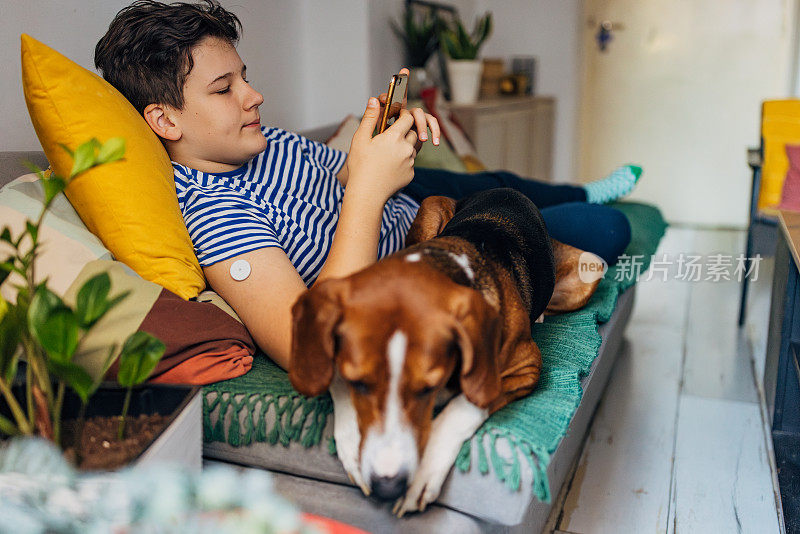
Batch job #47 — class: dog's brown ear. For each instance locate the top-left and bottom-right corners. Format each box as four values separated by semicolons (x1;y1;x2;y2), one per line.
449;287;502;409
546;239;602;314
406;195;457;246
289;278;349;397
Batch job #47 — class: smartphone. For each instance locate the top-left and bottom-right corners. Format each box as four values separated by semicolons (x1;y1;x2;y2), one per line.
377;73;409;134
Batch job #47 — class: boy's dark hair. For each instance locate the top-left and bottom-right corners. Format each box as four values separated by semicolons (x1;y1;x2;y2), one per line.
95;0;241;114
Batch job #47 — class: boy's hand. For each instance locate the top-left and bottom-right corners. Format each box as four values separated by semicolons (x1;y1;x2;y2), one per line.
377;67;441;152
346;98;418;203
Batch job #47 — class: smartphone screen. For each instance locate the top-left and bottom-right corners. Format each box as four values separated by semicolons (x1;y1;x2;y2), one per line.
378;73;408;134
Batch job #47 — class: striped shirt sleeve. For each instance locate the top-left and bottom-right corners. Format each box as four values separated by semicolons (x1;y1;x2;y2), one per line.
181;192;281;268
300;136;347;176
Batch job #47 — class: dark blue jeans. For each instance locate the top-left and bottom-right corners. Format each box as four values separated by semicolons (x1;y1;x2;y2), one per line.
402;168;631;265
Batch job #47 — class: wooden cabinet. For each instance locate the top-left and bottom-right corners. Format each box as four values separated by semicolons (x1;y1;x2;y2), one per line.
765;210;800;527
445;96;555;181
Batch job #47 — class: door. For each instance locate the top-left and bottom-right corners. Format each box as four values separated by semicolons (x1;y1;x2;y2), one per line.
579;0;797;227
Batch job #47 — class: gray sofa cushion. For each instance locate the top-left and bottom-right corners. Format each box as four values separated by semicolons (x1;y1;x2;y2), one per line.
0;152;48;188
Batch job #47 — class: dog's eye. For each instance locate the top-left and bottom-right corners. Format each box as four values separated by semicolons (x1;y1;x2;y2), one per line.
416;386;435;399
349;380;370;395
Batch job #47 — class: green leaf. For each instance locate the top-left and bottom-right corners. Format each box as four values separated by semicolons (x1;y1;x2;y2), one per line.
75;272;111;327
22;160;47;180
438;13;491;60
28;284;62;330
1;257;23;275
0;310;20;382
100;343;119;377
58;143;75;158
117;331;165;387
34;308;80;364
0;414;20;437
12;229;26;249
41;176;67;205
25;221;38;245
0;228;12;244
28;285;79;363
0;254;15;287
14;286;30;309
47;360;94;404
441;31;461;59
104;290;130;314
96;137;126;165
69;139;99;178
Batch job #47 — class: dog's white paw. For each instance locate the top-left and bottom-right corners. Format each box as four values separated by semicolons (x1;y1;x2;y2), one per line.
392;394;488;517
330;377;369;496
392;462;450;517
335;421;369;495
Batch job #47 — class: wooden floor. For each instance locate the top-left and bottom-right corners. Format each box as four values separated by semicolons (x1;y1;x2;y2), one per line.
548;227;783;534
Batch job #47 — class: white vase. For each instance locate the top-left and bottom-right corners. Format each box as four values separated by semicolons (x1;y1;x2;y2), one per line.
446;59;483;105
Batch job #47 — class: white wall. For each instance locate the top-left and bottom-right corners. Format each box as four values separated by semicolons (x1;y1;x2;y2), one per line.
0;0;372;151
368;2;406;96
1;1;131;152
1;0;582;185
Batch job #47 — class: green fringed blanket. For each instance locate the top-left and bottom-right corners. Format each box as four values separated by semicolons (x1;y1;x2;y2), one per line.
202;201;667;503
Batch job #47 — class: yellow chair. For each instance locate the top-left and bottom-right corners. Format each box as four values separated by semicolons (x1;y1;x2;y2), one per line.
740;99;800;325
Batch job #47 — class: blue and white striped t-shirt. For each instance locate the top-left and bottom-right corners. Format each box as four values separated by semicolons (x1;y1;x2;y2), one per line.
173;126;420;286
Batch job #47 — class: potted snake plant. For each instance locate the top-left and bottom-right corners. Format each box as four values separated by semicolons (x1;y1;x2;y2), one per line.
439;12;493;104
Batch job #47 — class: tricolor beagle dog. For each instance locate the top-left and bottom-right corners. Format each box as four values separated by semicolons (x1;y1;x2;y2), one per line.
289;188;601;516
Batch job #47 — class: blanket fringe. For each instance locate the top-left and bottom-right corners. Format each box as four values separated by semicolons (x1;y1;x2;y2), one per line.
455;428;553;503
202;388;333;449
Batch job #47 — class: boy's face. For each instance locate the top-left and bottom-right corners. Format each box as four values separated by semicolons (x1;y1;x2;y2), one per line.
167;36;268;172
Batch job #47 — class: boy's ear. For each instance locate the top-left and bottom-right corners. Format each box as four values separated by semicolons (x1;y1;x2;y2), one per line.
143;103;182;142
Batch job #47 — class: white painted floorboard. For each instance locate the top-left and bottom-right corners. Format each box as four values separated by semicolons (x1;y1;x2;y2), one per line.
554;228;782;534
557;324;683;534
671;394;779;533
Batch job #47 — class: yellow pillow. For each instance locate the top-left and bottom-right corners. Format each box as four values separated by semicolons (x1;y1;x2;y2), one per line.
20;34;205;300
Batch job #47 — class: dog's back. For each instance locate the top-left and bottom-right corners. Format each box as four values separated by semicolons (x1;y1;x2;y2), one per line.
439;188;555;321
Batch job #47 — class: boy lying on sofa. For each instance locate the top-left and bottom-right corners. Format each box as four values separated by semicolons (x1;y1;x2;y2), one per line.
94;0;642;509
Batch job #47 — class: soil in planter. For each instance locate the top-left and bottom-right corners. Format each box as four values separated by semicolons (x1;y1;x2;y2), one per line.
62;414;168;470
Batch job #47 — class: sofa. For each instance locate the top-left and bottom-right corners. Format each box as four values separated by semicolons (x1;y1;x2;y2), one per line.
1;127;659;533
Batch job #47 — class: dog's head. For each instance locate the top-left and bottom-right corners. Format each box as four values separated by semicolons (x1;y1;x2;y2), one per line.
288;259;502;500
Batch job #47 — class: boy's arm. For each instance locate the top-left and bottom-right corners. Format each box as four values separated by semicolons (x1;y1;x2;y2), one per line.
204;100;421;369
203;248;306;370
316;98;419;283
336;157;349;186
202;187;385;370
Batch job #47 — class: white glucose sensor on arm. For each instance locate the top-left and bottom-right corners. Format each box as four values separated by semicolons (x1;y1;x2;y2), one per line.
229;259;251;281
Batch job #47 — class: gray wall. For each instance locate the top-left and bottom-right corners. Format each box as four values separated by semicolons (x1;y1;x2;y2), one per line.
1;0;580;183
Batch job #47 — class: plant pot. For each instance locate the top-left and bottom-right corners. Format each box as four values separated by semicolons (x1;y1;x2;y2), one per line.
446;59;483;105
407;66;432;100
3;382;202;470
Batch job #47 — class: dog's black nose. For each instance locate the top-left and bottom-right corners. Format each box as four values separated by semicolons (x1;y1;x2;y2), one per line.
370;473;408;501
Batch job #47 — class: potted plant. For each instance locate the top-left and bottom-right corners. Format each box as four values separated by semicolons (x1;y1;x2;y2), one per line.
0;138;200;470
391;5;442;98
439;12;493;104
